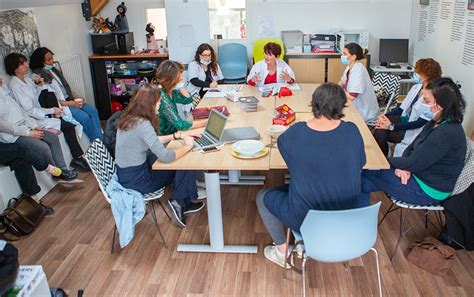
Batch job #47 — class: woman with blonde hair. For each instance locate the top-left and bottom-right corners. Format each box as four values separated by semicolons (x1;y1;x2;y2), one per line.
115;82;204;228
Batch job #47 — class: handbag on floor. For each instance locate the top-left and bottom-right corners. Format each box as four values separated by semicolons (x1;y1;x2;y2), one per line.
406;236;455;276
0;195;46;239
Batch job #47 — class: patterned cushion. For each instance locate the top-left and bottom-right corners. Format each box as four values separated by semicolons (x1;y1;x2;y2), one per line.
391;198;444;211
84;140;115;189
143;188;165;201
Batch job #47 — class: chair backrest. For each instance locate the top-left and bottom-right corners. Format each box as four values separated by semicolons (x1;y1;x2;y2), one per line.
372;72;401;113
218;43;248;80
300;202;381;263
253;38;285;63
84;140;115;204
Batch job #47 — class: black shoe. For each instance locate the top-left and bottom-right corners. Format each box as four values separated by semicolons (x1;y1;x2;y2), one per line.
183;201;205;215
54;169;78;181
70;157;90;171
41;203;54;216
166;200;186;228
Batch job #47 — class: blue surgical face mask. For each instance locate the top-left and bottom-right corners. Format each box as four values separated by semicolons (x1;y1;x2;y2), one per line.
200;59;211;66
421;102;437;120
44;65;53;71
340;55;349;65
174;82;185;90
0;87;9;97
413;73;421;84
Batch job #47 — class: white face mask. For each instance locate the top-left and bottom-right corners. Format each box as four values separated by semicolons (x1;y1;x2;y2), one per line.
200;59;211;66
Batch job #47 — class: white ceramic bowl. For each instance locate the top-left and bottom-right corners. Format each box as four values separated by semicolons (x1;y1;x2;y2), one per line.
265;125;287;138
232;140;265;156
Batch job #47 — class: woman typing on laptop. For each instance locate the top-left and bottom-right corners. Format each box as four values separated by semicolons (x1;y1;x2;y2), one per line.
156;60;207;136
115;82;205;229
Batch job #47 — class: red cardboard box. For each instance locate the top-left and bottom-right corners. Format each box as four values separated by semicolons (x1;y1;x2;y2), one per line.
273;104;296;126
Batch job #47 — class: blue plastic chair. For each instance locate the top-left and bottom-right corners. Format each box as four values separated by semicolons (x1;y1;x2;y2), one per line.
218;43;248;83
286;202;382;297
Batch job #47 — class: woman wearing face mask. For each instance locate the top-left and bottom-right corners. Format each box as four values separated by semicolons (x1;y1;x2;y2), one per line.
339;43;379;122
187;43;224;99
373;58;442;156
360;77;466;206
29;47;102;141
247;42;295;87
115;82;205;228
156;60;207;136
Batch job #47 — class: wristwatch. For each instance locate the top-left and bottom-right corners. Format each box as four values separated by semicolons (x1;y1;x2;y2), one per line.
389;124;395;131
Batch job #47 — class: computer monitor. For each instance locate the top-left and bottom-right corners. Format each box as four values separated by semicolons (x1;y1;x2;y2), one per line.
379;39;409;67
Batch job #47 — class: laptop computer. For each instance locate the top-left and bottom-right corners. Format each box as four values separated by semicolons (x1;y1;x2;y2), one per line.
192;109;228;150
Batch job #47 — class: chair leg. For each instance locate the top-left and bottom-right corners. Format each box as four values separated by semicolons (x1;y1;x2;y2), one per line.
378;202;396;227
111;226;116;253
425;210;428;229
391;208;411;262
158;199;172;221
150;201;168;249
283;228;291;279
371;248;383;297
302;257;307;297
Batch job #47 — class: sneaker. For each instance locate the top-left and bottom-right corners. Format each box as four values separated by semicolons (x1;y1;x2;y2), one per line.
183;201;205;215
166;200;186;228
40;203;55;216
196;188;207;200
70;157;90;171
54;169;78;181
264;245;291;269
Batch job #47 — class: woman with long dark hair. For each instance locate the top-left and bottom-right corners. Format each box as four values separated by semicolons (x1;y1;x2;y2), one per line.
187;43;224;98
115;82;205;228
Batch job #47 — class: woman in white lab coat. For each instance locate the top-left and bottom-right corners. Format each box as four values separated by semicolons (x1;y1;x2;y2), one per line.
339;43;379;122
374;58;442;156
247;42;295;87
187;43;224;98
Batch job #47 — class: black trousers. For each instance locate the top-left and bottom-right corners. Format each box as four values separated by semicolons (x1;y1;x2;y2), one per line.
60;119;84;159
372;115;405;156
0;142;49;195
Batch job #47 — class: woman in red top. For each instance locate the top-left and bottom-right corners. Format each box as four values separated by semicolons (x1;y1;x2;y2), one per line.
247;42;295;87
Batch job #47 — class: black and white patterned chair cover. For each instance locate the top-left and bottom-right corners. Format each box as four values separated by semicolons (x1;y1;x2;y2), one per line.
372;72;401;114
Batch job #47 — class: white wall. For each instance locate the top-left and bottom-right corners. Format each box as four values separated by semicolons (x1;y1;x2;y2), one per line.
409;0;474;135
0;3;95;106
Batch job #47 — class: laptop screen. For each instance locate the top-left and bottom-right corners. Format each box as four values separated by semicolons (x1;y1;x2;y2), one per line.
205;110;227;140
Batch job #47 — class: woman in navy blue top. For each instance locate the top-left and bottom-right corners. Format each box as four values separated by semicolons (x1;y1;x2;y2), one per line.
256;83;367;268
361;77;467;207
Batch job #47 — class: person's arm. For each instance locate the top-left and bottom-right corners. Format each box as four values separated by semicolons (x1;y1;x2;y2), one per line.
0;119;30;136
189;77;211;88
160;96;193;131
173;89;193;104
388;127;451;172
393;117;428;131
139;121;177;163
10;82;55;119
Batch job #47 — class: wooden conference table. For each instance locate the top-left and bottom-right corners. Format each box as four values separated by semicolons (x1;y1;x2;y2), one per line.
153;83;389;253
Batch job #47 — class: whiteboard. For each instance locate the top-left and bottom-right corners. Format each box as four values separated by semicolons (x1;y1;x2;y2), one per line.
165;0;210;64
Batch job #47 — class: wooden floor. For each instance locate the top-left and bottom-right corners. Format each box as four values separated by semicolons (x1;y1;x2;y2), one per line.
13;170;474;297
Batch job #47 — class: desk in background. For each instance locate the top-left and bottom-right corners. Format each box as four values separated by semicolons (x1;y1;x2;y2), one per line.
153;84;389;254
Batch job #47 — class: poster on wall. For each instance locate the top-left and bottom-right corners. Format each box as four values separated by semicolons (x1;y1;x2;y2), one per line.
0;9;40;59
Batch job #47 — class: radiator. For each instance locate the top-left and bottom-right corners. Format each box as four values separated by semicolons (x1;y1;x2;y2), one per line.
56;55;86;98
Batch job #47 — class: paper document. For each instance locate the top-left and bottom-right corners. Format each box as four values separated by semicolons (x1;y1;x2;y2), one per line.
203;84;243;98
257;83;302;93
203;84;243;92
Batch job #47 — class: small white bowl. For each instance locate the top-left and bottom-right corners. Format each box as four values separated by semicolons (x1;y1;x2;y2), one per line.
265;125;287;138
232;140;265;156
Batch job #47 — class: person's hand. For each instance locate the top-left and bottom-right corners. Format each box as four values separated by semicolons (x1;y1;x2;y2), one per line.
182;135;194;148
52;107;63;118
280;69;292;82
251;72;261;83
394;169;411;185
34;77;44;86
210;81;218;89
187;131;202;138
29;128;44;139
74;99;84;108
376;115;391;129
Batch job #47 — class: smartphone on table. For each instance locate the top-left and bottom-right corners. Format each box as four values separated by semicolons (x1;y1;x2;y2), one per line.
200;146;220;154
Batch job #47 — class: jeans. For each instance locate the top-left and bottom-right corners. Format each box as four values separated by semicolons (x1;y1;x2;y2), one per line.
0;142;49;195
116;154;197;206
256;188;288;245
69;103;102;140
16;131;67;168
361;168;440;205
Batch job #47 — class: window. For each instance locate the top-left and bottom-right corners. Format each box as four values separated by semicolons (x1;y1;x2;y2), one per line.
146;8;168;40
208;0;246;39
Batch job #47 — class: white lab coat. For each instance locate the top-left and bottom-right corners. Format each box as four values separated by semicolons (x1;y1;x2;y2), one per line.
9;76;61;130
246;60;295;87
393;84;429;157
186;60;224;95
341;61;379;122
